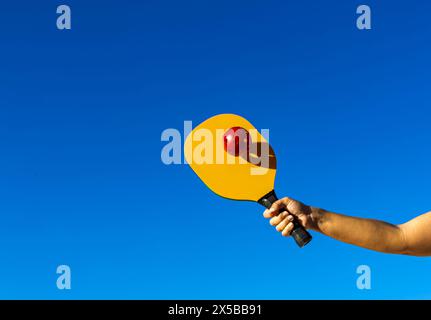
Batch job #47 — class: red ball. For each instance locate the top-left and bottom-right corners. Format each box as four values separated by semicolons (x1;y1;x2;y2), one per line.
223;127;250;157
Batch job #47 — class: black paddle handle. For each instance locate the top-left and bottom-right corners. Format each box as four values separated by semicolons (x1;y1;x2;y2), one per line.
258;190;312;248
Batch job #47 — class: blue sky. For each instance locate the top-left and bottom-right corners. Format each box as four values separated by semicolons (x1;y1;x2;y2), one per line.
1;0;431;299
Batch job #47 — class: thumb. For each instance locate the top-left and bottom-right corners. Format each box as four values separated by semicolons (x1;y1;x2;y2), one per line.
283;197;302;216
263;198;286;218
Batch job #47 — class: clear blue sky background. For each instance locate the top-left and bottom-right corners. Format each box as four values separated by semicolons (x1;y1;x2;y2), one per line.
1;0;430;299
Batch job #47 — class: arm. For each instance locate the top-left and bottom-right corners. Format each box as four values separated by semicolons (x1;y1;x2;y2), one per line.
263;197;431;256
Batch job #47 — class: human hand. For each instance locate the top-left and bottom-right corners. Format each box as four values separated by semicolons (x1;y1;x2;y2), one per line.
263;197;320;236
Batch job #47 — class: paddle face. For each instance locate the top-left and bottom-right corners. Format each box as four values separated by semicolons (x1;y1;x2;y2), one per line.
184;114;276;202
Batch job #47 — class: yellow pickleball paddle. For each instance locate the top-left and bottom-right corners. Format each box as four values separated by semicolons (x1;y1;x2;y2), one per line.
184;113;312;248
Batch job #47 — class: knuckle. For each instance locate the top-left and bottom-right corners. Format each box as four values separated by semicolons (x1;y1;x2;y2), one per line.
282;197;292;205
285;199;295;211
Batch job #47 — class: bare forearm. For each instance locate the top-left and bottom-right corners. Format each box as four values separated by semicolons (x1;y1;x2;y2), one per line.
265;197;431;256
312;209;408;254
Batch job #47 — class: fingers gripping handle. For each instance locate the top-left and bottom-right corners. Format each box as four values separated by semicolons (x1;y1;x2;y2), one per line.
258;190;312;248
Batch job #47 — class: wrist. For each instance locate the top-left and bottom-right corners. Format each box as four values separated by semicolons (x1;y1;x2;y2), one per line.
309;207;327;232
